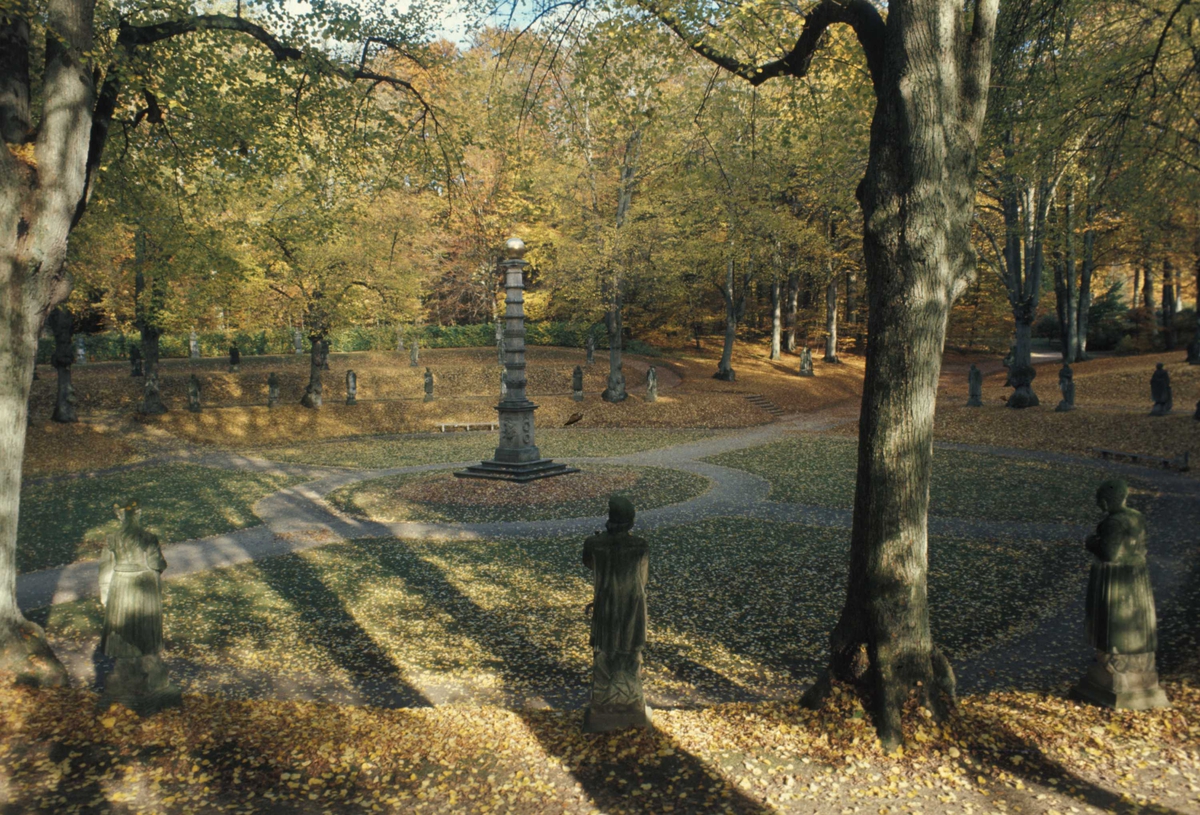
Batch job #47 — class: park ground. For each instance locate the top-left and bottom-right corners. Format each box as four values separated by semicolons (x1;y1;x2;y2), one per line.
2;341;1199;814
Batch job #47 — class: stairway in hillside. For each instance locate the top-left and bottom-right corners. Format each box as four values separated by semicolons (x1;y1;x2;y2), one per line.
743;393;787;418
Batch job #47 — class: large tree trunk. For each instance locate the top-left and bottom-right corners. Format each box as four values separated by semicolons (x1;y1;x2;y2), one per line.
797;0;997;753
1189;250;1200;364
824;277;839;362
1062;186;1078;363
602;285;626;402
1142;253;1158;340
300;335;325;408
1076;201;1096;361
769;274;782;360
785;271;799;353
1162;258;1176;350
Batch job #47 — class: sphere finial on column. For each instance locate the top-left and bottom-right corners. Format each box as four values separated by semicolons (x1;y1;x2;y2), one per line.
504;236;527;259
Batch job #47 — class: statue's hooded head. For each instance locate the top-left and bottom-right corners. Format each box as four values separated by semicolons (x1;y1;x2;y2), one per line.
1095;479;1128;513
605;495;636;535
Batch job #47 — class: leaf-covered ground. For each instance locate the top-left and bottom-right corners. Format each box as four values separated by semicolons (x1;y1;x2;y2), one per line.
21;420;144;477
706;436;1139;523
1;677;1196;814
255;427;722;469
16;465;304;574
36;520;1088;709
326;466;711;524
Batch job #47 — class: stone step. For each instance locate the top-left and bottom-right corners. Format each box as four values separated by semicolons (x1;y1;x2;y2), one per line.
744;394;786;417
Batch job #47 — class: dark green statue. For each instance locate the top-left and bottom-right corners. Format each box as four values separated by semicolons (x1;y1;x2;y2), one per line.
98;503;181;715
1073;480;1169;710
582;496;652;732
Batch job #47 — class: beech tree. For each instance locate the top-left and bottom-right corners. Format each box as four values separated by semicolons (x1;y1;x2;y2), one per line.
0;0;440;683
643;0;998;749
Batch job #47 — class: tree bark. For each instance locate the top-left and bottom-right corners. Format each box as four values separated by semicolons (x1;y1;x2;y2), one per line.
1077;201;1096;361
1190;249;1200;364
1142;253;1158;340
785;271;799;353
769;273;782;360
825;277;840;363
1063;186;1078;363
602;285;626;402
1162;258;1176;350
714;257;744;381
300;335;326;408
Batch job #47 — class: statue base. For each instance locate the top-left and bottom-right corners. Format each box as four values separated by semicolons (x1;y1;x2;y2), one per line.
456;459;579;482
100;656;182;717
573;390;584;402
965;398;982;407
1071;652;1169;711
229;365;240;373
424;394;434;402
1149;402;1172;416
1055;400;1075;412
583;705;653;733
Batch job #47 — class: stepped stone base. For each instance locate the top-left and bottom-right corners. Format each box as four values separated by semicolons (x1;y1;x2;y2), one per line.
583;705;653;733
1071;652;1170;711
455;459;579;483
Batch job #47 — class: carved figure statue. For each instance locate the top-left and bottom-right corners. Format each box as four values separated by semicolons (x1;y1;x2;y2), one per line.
74;335;87;364
346;370;357;405
1149;363;1172;416
229;343;240;372
1055;363;1076;412
321;339;331;370
645;366;658;403
966;363;983;407
293;329;304;355
424;367;434;401
798;347;814;377
572;365;584;402
1073;479;1169;710
129;343;143;377
187;374;202;413
582;496;652;732
140;372;166;415
267;372;280;408
585;332;596;366
98;503;182;715
410;339;420;367
496;321;505;364
189;330;200;359
1001;345;1015;387
500;368;509;400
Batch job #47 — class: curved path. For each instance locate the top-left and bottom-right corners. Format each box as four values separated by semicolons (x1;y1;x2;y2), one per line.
17;404;1200;703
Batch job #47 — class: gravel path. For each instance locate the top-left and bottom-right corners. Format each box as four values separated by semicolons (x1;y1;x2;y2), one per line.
19;405;1200;708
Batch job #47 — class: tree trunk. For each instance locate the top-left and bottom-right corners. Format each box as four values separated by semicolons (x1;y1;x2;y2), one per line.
824;277;840;363
300;335;325;408
769;274;782;360
602;285;626;402
794;0;997;753
1142;254;1158;340
1190;250;1200;364
1063;186;1078;363
785;271;799;353
1077;201;1096;361
714;258;738;381
1162;258;1176;350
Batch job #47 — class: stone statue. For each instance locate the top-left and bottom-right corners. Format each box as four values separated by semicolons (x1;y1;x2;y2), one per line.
74;335;87;365
396;328;405;352
189;330;200;359
585;332;596;366
1073;480;1169;710
267;372;280;408
582;497;652;732
186;374;202;412
424;367;434;401
966;363;983;407
572;365;584;402
345;370;357;405
1002;345;1015;387
98;503;181;715
645;366;658;403
321;339;331;370
228;343;240;373
496;321;505;364
139;372;166;415
1187;335;1199;365
1149;363;1172;416
410;338;420;367
1055;363;1076;412
798;347;814;377
129;343;143;377
293;329;304;355
499;368;509;400
48;307;78;423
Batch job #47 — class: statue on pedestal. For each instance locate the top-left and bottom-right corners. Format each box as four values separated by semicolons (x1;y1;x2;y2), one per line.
585;332;596;366
1149;363;1172;416
1055;363;1076;412
98;503;181;715
186;374;202;412
1072;479;1169;710
228;343;240;373
129;343;143;377
410;339;420;367
424;367;434;401
346;370;357;405
582;497;652;732
139;372;166;415
267;372;280;408
645;366;658;402
572;365;584;402
966;363;983;407
798;347;814;377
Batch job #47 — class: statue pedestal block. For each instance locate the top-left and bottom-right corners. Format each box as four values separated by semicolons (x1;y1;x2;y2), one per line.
583;705;653;733
100;656;182;716
1072;652;1169;711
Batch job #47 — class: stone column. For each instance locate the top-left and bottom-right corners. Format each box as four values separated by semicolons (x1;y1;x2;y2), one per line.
457;237;577;482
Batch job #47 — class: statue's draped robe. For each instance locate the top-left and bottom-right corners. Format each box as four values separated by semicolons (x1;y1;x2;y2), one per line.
100;522;167;659
1085;508;1157;654
583;530;648;711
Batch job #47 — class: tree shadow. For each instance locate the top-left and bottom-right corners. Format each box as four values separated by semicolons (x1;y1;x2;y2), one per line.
367;540;776;814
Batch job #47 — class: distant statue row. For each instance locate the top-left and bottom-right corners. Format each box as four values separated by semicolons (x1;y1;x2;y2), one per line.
161;368;438;413
571;365;657;402
967;361;1197;418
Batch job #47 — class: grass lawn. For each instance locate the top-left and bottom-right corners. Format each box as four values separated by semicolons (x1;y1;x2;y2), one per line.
326;465;710;524
705;435;1140;523
39;520;1086;707
17;464;304;573
253;427;722;469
